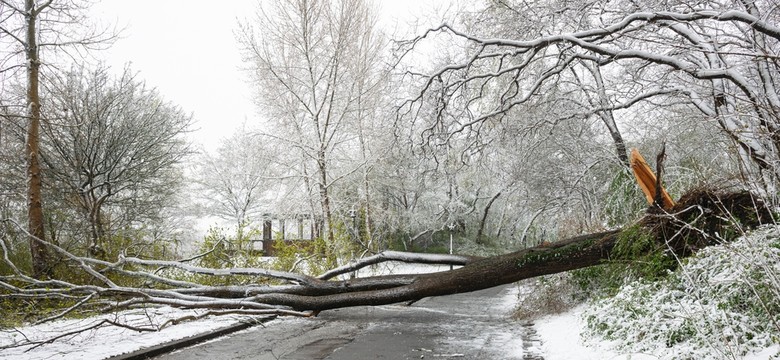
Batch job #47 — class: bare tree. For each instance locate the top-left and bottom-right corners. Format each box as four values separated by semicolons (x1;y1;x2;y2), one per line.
39;64;192;257
471;0;632;166
349;4;387;250
196;125;273;229
0;0;114;277
0;188;768;347
238;0;385;248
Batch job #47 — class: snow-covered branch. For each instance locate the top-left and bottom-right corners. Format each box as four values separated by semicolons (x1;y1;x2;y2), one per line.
317;251;480;280
402;4;780;185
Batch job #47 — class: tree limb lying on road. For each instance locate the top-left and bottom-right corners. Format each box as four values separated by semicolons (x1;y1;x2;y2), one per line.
0;190;771;333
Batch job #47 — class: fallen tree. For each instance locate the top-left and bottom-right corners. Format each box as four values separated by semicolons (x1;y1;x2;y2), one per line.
0;189;772;328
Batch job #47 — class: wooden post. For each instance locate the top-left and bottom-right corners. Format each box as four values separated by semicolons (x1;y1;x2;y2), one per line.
263;220;272;241
262;219;272;255
630;148;675;209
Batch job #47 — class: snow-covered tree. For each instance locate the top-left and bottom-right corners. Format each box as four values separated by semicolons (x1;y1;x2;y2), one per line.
402;0;780;197
196;125;275;229
238;0;387;247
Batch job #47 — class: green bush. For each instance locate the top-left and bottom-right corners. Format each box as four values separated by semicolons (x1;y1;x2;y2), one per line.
195;224;263;268
570;224;677;298
187;224;267;286
270;235;331;276
603;169;647;227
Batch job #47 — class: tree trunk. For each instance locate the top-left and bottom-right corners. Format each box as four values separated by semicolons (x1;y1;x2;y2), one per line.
252;189;770;312
25;0;52;279
475;191;501;244
254;229;620;311
3;190;768;322
317;154;334;244
575;63;629;167
88;204;107;258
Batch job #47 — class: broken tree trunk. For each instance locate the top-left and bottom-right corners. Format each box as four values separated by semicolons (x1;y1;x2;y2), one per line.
630;148;675;210
253;229;620;311
0;190;771;321
246;189;772;311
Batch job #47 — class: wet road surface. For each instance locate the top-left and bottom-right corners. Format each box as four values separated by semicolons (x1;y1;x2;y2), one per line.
154;285;543;359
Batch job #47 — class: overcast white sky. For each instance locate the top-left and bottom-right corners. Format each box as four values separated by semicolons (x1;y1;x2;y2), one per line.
90;0;452;152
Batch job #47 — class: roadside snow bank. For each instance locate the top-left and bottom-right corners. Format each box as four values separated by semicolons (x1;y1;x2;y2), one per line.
535;305;656;360
580;225;780;359
0;307;251;359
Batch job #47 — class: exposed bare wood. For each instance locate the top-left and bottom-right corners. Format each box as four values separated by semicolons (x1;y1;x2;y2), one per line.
630;148;675;209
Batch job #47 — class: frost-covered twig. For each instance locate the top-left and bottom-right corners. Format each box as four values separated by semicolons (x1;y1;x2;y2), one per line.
1;319;158;352
119;256;314;285
317;251;480;280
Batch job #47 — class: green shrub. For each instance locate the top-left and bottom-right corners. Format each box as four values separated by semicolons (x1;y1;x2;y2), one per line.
188;224;267;286
603;169;646;227
612;224;677;281
270;235;331;276
570;224;677;299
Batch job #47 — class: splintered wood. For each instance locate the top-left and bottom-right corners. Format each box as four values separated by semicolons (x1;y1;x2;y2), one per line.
630;148;675;210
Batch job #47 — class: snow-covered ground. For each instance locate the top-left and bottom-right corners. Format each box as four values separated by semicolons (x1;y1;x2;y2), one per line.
0;307;245;359
534;305;779;360
538;225;780;360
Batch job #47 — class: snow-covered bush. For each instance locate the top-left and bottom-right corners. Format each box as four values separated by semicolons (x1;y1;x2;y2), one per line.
583;226;780;359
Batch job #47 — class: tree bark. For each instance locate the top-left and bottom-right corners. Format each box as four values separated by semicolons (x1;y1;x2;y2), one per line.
317;152;334;244
253;229;620;311
25;0;52;279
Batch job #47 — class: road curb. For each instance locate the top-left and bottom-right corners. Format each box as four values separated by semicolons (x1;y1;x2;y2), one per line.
106;315;277;360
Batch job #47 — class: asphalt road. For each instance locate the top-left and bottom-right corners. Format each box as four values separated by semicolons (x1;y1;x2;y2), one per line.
154;285;543;360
